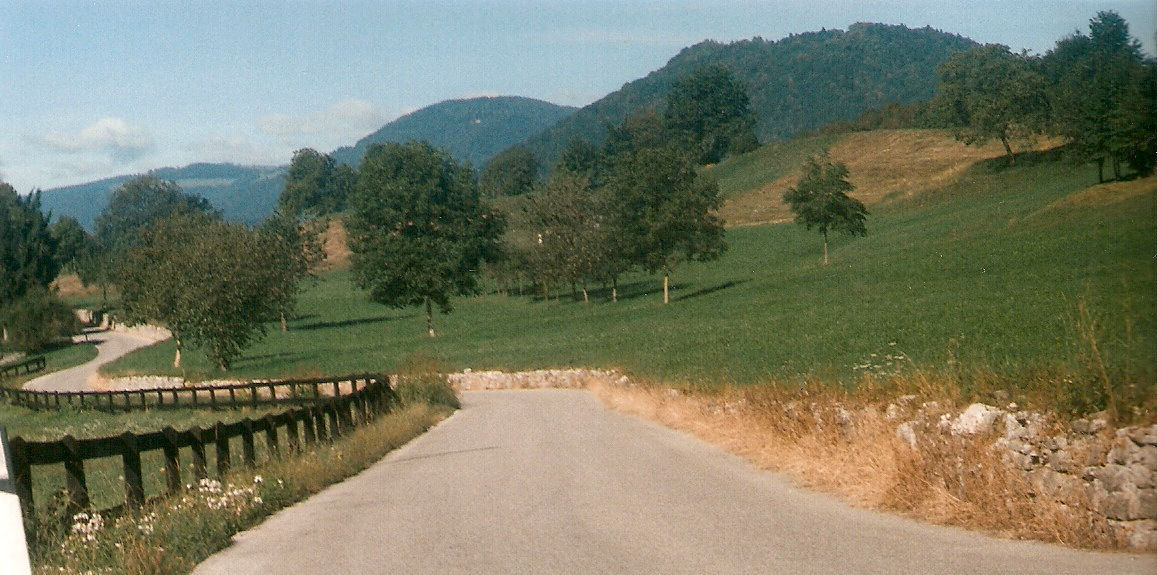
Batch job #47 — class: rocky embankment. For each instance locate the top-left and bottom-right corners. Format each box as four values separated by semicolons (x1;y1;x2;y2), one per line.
449;368;1157;551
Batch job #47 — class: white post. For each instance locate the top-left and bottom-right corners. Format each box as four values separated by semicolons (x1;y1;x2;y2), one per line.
0;427;33;575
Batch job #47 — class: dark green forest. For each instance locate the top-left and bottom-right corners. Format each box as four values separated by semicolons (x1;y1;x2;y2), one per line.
521;23;977;165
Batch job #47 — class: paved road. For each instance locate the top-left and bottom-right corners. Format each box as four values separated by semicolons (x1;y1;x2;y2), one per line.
22;329;162;392
193;390;1155;575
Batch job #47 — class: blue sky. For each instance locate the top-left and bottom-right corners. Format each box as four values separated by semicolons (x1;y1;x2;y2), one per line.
1;1;1153;193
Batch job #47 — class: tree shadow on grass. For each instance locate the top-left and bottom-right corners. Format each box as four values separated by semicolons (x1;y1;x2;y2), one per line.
672;279;751;302
292;314;414;332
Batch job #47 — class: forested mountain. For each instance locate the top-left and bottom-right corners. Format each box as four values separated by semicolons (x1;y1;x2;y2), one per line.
39;164;285;230
332;96;576;168
522;23;977;166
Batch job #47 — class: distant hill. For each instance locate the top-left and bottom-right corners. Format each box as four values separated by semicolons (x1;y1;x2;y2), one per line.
41;96;574;229
521;23;977;166
39;163;285;230
332;96;576;168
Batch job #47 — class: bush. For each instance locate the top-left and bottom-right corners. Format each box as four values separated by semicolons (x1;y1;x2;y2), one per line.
393;351;460;410
1;286;79;353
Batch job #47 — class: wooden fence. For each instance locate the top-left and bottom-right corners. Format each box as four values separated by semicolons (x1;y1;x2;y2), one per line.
6;374;394;521
0;374;375;412
0;356;46;381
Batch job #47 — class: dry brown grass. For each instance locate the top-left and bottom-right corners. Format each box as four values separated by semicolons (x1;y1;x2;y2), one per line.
590;375;1122;550
719;130;1061;227
50;273;102;299
314;217;352;272
1034;175;1157;216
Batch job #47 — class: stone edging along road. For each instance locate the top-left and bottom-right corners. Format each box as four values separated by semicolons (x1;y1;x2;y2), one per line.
192;389;1154;575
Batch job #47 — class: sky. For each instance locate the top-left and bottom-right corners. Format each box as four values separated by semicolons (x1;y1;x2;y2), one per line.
1;1;1154;193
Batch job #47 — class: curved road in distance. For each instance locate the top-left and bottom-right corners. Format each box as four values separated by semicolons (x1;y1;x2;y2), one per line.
22;329;163;392
193;390;1154;575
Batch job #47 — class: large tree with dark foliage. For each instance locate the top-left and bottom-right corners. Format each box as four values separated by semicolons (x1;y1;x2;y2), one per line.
664;65;759;164
119;213;277;371
0;183;73;352
95;176;217;255
347;141;503;337
479;146;539;197
1044;11;1156;181
605;143;727;304
280;148;353;217
930;44;1049;164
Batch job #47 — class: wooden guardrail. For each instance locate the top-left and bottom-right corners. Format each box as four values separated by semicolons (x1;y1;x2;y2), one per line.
0;356;46;381
0;374;376;412
6;374;394;520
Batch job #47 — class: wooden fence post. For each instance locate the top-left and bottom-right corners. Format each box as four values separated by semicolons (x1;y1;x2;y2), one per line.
263;415;279;458
214;422;230;478
302;409;316;444
327;403;341;438
284;413;300;454
241;419;256;468
7;437;34;520
61;435;89;513
120;431;144;510
162;427;181;494
313;405;328;442
189;427;207;481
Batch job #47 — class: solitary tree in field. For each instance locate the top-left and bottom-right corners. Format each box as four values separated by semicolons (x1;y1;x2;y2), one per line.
119;213;277;370
257;209;326;332
783;154;867;266
347;141;503;337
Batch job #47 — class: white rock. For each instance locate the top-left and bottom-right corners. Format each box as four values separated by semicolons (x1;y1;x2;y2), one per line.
950;403;1004;436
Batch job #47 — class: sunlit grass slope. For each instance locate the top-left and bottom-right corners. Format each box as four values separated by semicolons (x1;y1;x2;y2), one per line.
103;134;1155;393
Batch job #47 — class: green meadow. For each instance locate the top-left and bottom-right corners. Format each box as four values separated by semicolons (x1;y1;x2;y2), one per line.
103;143;1156;401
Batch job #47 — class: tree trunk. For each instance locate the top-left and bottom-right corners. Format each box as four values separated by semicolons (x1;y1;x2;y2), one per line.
663;272;670;304
1097;158;1105;183
581;279;589;304
612;277;618;303
1113;158;1121;181
822;230;830;266
542;280;548;301
173;338;182;369
1000;133;1014;165
280;312;288;333
425;298;436;338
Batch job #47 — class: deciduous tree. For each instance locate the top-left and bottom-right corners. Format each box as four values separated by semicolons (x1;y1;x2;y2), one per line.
119;214;276;371
664;65;760;164
257;209;326;332
606;145;727;303
930;44;1048;164
479;146;539;197
347;142;504;337
783;154;867;266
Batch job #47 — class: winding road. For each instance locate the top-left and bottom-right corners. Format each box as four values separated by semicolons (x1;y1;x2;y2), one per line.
192;390;1154;575
22;328;167;392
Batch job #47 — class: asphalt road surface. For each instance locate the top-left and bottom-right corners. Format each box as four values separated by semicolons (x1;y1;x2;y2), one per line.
22;329;160;392
193;390;1154;575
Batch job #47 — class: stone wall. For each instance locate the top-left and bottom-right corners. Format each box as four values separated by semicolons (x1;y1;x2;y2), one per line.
448;369;1157;551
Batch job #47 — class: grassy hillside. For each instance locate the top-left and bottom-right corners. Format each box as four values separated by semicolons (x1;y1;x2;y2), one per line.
522;23;975;166
104;132;1156;416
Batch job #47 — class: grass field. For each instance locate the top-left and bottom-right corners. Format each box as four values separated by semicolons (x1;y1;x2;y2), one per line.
101;133;1156;416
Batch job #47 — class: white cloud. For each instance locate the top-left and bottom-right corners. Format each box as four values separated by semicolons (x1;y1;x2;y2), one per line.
259;99;386;147
37;117;154;162
186;133;281;166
